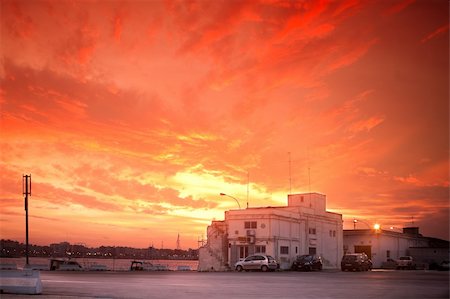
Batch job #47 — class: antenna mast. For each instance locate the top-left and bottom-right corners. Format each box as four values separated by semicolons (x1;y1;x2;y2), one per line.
288;152;292;194
246;171;249;208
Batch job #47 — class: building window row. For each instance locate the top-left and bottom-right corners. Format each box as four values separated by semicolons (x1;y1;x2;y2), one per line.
255;245;266;254
329;230;336;237
244;221;257;229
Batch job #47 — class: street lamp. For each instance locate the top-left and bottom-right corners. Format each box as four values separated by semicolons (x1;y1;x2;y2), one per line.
219;193;241;209
352;218;371;229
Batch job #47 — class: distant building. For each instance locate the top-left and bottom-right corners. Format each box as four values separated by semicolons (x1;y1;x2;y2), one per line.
198;193;343;271
343;227;449;268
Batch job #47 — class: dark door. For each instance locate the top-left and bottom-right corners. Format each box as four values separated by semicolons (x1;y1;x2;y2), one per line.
354;245;372;259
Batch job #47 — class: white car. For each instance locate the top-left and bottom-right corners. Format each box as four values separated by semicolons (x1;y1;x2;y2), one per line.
235;254;279;272
396;256;415;270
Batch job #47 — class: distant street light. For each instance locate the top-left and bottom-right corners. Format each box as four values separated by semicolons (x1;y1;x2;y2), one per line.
352;218;371;229
219;193;241;209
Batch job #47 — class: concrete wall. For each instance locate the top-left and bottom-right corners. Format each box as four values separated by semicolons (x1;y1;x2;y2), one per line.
288;193;326;214
409;247;450;266
198;221;228;271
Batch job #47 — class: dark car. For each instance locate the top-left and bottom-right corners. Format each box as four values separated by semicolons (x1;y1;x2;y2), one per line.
341;253;372;271
291;254;323;271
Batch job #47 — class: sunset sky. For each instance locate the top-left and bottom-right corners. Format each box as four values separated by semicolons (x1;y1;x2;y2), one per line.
1;0;448;249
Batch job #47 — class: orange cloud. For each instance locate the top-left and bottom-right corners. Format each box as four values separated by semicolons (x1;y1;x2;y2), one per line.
1;0;448;247
383;0;415;15
421;23;449;43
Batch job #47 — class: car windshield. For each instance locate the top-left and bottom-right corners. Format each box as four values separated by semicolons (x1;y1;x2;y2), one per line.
399;257;411;260
297;255;313;262
343;255;357;261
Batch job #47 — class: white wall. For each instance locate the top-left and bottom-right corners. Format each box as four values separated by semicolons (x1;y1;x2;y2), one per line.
343;230;429;268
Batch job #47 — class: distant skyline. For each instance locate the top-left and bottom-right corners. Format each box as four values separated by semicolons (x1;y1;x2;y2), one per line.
1;0;448;248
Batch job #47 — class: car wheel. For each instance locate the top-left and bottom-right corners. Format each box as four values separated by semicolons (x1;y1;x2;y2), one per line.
236;265;243;272
261;265;268;272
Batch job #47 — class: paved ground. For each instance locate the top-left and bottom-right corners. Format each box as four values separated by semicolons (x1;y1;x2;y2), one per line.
2;269;449;299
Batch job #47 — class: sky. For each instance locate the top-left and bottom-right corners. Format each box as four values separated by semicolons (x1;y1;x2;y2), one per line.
0;0;448;249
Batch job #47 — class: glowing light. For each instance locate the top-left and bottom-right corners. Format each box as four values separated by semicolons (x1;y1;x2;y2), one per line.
373;223;381;230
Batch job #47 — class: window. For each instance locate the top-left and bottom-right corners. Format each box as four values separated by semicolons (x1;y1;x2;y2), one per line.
280;246;289;255
244;221;257;229
386;250;390;258
295;246;298;254
239;246;249;259
329;230;332;237
333;230;336;237
309;228;316;235
309;247;316;255
255;245;266;253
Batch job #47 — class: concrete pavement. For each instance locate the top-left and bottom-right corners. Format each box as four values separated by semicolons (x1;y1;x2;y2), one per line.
1;269;449;299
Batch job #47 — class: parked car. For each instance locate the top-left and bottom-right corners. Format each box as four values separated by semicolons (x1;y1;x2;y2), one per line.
341;253;372;271
291;254;323;271
49;259;83;271
438;260;449;271
235;254;279;272
396;256;415;270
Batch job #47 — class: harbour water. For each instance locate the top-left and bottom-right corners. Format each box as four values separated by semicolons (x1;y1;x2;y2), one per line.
0;257;198;271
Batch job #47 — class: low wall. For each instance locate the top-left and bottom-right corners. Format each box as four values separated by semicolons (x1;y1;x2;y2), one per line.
0;269;43;294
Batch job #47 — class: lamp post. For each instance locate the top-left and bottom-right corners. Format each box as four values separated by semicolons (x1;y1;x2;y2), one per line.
352;218;371;229
219;193;241;209
23;174;31;266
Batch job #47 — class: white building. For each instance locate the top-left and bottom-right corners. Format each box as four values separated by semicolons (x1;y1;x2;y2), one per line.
343;227;449;268
198;193;343;271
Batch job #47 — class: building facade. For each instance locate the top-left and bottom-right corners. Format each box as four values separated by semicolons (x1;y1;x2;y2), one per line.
198;193;343;271
343;227;449;268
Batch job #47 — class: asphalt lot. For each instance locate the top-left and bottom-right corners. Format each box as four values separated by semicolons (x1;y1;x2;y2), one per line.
2;269;449;299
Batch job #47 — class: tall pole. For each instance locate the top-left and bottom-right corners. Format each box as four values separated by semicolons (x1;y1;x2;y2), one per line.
23;174;31;266
246;171;249;208
288;152;292;195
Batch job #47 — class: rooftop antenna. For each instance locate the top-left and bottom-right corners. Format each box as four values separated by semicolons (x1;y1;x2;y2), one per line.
246;171;249;208
288;152;292;195
308;167;311;194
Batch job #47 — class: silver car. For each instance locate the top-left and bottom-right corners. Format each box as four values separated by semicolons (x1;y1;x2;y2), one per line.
235;254;279;272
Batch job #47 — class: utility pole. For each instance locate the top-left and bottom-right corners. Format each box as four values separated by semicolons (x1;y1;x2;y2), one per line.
23;174;31;266
288;152;292;195
246;171;249;208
